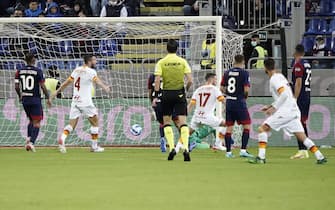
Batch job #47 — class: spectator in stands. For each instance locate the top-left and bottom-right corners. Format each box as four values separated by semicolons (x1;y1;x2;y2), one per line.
25;0;43;17
124;0;140;16
201;33;216;69
184;0;199;16
100;0;128;17
46;2;63;17
90;0;108;17
10;3;25;17
0;0;12;17
250;34;268;69
312;35;329;69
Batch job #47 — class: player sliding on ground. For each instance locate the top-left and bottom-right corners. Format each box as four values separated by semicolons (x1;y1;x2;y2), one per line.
249;58;327;164
51;55;110;153
186;73;227;151
221;55;253;158
153;39;193;161
15;53;52;152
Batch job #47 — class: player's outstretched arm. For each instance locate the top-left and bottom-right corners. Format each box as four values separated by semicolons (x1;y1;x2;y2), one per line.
51;77;73;100
40;83;51;108
187;100;195;113
185;73;193;91
95;77;110;94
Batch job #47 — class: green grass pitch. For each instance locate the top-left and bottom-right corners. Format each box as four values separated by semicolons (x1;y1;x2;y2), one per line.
0;147;334;210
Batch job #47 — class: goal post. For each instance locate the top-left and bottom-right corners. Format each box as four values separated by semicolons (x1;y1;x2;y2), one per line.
0;16;243;146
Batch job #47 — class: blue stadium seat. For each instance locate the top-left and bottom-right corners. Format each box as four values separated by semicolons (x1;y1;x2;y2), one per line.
306;19;320;35
58;41;73;56
2;61;25;70
331;37;335;53
328;19;335;33
44;61;66;71
96;59;107;71
325;37;332;50
302;37;315;54
0;38;11;56
320;0;331;15
331;0;335;14
318;19;328;34
98;39;117;56
28;39;38;54
66;60;83;70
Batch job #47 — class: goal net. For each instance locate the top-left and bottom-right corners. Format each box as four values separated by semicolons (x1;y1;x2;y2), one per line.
0;17;243;146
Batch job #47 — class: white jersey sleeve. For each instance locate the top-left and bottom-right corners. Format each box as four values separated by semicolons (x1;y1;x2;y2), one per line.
270;73;298;113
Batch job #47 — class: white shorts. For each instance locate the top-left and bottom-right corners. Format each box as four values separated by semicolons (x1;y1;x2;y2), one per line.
264;111;304;136
69;103;98;119
190;115;223;130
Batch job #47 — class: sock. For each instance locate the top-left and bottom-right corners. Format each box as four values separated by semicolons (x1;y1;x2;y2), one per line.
297;123;308;150
30;126;40;144
224;133;232;152
180;125;190;152
215;127;226;145
159;124;164;138
60;125;73;145
91;127;99;149
164;125;175;152
27;123;33;139
241;129;250;150
258;132;268;159
303;138;324;160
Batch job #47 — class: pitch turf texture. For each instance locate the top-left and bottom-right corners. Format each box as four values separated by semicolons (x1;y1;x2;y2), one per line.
0;148;334;210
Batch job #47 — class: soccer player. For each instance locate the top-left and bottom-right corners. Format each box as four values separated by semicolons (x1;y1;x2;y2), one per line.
148;73;166;152
187;73;226;151
249;58;327;164
290;44;312;159
153;39;193;161
51;55;110;153
221;54;253;158
15;53;51;152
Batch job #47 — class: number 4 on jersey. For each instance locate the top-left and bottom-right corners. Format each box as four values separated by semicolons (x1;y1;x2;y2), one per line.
75;77;81;91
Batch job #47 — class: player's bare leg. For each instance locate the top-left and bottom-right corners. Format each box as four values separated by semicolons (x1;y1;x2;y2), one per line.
239;124;254;158
88;115;104;152
295;132;326;164
58;118;78;153
224;125;234;158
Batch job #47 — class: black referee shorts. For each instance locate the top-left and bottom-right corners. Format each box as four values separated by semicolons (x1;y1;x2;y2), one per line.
161;89;187;116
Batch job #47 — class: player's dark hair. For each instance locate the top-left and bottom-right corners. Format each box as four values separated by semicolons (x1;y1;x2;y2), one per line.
205;73;216;81
264;58;275;70
24;53;35;65
83;54;94;64
295;44;305;55
251;34;259;39
167;39;178;53
234;54;245;64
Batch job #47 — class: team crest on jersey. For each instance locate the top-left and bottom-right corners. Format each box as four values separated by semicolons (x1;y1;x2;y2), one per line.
295;67;301;72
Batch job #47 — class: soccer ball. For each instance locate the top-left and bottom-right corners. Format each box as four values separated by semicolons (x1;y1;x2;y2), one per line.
130;124;142;136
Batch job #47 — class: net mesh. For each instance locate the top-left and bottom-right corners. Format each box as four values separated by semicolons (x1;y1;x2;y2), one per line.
0;18;243;146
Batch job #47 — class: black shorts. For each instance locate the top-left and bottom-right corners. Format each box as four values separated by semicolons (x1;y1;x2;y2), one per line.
154;102;178;124
161;89;187;116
